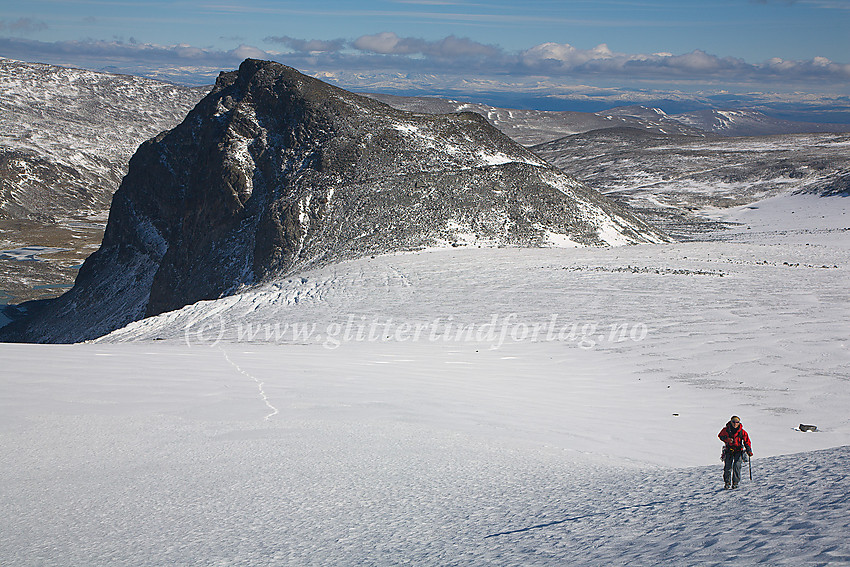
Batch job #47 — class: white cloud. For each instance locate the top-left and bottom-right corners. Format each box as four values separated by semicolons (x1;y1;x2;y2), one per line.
352;32;406;54
173;44;206;58
352;32;500;58
521;42;614;67
265;36;345;53
1;34;848;93
517;43;850;82
229;44;270;60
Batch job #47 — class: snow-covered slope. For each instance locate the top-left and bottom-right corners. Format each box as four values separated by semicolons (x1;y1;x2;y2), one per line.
0;58;205;220
2;149;849;565
97;192;850;463
2;191;849;564
2;59;849;566
673;109;850;137
1;338;849;565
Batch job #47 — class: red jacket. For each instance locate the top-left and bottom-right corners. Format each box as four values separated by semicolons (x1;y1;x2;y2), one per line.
719;423;752;453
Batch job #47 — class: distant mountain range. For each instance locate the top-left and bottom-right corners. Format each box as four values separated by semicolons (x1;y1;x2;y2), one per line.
1;57;846;227
1;60;666;343
0;58;206;307
669;109;850;137
1;58;848;340
532;127;850;239
367;95;849;145
364;94;708;146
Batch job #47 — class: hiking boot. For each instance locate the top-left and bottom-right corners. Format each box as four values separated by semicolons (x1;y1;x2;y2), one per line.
724;482;731;489
731;483;739;489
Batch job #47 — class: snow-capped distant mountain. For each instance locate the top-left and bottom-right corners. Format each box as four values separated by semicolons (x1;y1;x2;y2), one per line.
365;94;708;145
533;128;850;239
672;109;849;137
0;58;206;221
1;59;667;343
369;95;850;141
600;105;670;121
0;58;208;306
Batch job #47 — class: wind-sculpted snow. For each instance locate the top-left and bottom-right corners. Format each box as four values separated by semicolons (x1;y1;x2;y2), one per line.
1;337;848;565
1;59;667;343
89;192;850;462
2;80;849;562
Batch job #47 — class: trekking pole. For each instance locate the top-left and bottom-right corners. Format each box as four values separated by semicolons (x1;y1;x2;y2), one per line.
748;454;752;481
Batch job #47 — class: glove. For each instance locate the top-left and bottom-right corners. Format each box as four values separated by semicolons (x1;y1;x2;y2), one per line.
747;451;753;456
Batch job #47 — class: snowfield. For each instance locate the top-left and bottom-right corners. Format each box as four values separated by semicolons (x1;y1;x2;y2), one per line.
2;193;850;565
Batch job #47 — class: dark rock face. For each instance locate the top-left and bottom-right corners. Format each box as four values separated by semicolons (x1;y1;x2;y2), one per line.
2;59;667;343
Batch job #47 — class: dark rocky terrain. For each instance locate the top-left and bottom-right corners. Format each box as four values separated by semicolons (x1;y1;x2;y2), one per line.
1;59;666;343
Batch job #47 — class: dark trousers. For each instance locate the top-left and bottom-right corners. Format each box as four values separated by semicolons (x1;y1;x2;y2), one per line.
723;450;745;485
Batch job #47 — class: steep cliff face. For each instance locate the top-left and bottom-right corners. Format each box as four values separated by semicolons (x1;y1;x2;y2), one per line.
3;59;667;343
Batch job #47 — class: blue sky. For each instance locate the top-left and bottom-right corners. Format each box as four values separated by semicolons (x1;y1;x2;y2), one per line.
1;0;849;118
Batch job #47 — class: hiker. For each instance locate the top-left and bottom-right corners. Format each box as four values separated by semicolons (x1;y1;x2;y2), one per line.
718;415;753;489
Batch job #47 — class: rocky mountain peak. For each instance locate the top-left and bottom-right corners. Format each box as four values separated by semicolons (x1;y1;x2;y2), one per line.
3;59;668;343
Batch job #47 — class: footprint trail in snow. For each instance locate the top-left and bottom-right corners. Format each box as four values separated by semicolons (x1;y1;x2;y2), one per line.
219;347;279;420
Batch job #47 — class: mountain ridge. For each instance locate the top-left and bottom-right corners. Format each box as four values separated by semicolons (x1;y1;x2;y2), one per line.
672;108;850;137
1;59;667;343
0;57;206;221
366;95;849;143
